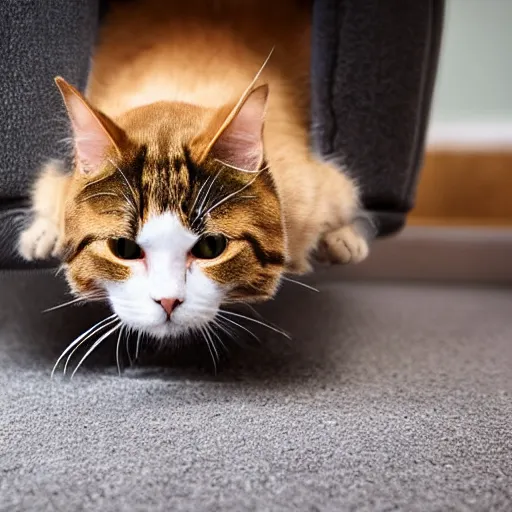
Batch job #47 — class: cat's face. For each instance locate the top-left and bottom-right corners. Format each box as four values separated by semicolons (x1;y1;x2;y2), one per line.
56;79;286;340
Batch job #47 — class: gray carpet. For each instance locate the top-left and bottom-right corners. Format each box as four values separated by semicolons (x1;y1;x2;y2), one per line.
1;270;511;511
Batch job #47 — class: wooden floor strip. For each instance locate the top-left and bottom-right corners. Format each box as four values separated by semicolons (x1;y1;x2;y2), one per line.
409;150;512;227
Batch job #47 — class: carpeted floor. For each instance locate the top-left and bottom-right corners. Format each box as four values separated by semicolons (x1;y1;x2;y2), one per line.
1;270;511;511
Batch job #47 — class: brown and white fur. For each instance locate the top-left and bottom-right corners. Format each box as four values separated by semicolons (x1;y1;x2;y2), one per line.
19;0;368;343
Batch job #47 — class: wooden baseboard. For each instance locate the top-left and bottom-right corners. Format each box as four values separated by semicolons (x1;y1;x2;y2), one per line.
408;149;512;227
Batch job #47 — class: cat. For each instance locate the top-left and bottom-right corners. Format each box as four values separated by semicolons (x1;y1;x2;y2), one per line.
19;0;369;343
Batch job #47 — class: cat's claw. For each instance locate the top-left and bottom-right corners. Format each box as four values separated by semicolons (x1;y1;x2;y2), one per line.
317;224;369;265
19;217;61;261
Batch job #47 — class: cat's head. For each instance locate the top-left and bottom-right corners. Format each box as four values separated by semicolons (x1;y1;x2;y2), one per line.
56;78;286;340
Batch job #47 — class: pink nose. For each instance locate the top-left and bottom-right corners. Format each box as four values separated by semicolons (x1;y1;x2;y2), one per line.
155;298;182;316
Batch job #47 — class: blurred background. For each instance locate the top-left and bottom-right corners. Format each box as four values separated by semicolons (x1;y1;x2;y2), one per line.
410;0;512;228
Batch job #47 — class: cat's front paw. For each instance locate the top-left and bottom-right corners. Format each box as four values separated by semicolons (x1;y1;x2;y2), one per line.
317;224;369;265
19;217;62;261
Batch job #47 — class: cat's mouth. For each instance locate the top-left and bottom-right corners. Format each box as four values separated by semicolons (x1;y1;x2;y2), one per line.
110;303;215;341
126;318;189;340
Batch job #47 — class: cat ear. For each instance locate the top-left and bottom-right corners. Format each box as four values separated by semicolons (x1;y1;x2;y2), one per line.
204;85;269;172
54;77;124;174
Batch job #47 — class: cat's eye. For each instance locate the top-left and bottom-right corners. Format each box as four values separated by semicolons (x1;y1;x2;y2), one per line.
108;238;143;260
191;234;227;260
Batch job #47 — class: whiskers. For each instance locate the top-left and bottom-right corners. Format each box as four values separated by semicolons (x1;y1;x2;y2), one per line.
48;297;291;378
199;325;220;374
213;158;260;174
47;292;141;378
112;324;145;375
51;314;122;379
43;293;140;315
43;294;105;313
191;168;224;227
42;288;114;314
281;276;319;293
78;191;123;205
70;322;122;379
190;160;269;230
116;324;126;376
192;302;291;373
219;308;290;339
215;314;260;344
107;157;139;214
191;169;266;230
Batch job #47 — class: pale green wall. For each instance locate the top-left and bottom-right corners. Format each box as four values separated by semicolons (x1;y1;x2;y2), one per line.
431;0;512;123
